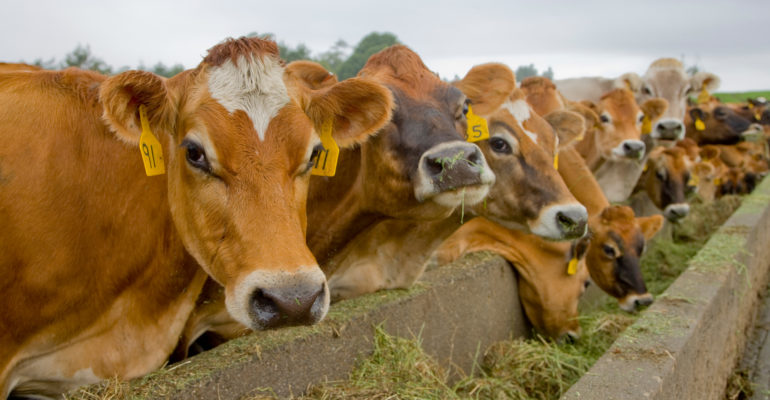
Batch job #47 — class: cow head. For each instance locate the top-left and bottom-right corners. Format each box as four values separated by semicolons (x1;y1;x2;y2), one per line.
686;104;763;145
455;64;588;240
519;76;567;117
100;37;393;330
584;206;662;312
579;89;649;164
637;147;692;221
515;238;591;341
352;45;495;220
636;58;720;141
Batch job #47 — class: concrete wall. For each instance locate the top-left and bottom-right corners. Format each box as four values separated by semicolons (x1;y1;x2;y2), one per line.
106;252;530;399
562;178;770;400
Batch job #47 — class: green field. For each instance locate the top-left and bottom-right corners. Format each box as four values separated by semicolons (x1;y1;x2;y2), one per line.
713;90;770;104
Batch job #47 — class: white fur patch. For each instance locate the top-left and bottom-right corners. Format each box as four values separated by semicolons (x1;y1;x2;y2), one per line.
208;55;290;141
502;100;539;143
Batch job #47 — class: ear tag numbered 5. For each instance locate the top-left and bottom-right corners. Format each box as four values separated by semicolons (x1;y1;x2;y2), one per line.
641;115;652;135
138;105;165;176
465;104;489;143
695;118;706;131
567;256;578;275
311;120;339;177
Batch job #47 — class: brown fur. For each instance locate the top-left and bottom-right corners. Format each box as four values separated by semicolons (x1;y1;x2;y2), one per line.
0;37;393;397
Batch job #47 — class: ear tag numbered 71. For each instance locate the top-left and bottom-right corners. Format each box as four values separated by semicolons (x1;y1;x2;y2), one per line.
567;256;578;275
138;105;165;176
465;104;489;143
311;120;339;177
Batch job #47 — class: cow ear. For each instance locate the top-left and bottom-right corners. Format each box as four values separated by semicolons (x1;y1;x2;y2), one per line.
101;70;173;145
544;110;585;149
641;98;668;122
284;60;338;93
567;102;600;132
637;214;664;240
693;161;714;176
614;72;643;94
455;63;515;115
691;72;721;93
303;77;394;148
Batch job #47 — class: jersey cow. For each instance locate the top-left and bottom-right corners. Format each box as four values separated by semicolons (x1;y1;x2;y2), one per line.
305;46;496;265
0;37;394;398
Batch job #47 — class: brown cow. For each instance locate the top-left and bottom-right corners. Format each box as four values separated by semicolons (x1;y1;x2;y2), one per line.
686;103;764;145
305;46;496;265
632;146;692;221
433;217;591;341
0;37;393;397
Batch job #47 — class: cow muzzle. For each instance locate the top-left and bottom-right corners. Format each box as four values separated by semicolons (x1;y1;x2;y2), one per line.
530;203;588;240
663;203;690;222
612;139;646;160
653;118;685;141
414;141;495;207
619;292;654;312
226;265;330;330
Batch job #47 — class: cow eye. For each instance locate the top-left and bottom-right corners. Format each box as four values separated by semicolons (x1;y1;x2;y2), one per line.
638;114;645;124
602;244;616;257
183;139;211;173
599;112;611;124
489;137;512;154
457;100;470;120
642;86;652;96
584;280;591;289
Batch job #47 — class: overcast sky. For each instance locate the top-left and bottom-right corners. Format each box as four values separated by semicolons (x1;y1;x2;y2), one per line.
3;0;769;92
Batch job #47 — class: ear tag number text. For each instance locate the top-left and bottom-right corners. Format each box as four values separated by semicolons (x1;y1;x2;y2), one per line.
465;104;489;143
138;105;165;176
311;120;339;177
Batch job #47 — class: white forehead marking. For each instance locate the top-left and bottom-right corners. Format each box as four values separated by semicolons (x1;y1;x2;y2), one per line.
502;100;538;143
207;54;290;141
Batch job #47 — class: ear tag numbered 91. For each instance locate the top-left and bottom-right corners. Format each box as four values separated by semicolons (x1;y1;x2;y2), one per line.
641;115;652;135
138;105;165;176
465;104;490;143
311;120;339;177
567;256;578;275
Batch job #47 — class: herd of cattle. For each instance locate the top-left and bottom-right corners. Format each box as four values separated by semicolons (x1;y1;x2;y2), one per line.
0;36;767;398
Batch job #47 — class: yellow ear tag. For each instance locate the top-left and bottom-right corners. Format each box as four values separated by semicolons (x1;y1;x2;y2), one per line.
311;120;339;177
576;132;585;142
748;103;755;109
697;88;710;104
643;163;649;172
465;104;490;143
641;115;652;135
688;175;699;187
553;153;559;170
695;118;706;131
567;256;578;275
755;111;762;121
138;105;165;176
714;177;722;186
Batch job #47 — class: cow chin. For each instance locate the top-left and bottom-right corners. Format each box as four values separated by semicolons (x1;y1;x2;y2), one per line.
224;265;330;330
425;184;491;209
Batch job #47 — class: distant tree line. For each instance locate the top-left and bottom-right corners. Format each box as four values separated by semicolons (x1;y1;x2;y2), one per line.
22;33;556;82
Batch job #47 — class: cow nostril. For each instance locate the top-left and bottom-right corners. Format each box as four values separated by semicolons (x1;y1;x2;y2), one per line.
634;296;654;308
557;211;577;230
250;289;281;328
425;156;445;177
466;148;482;167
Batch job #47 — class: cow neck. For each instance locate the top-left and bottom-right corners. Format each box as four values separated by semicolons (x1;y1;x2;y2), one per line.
574;125;603;170
306;147;383;266
557;148;610;217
